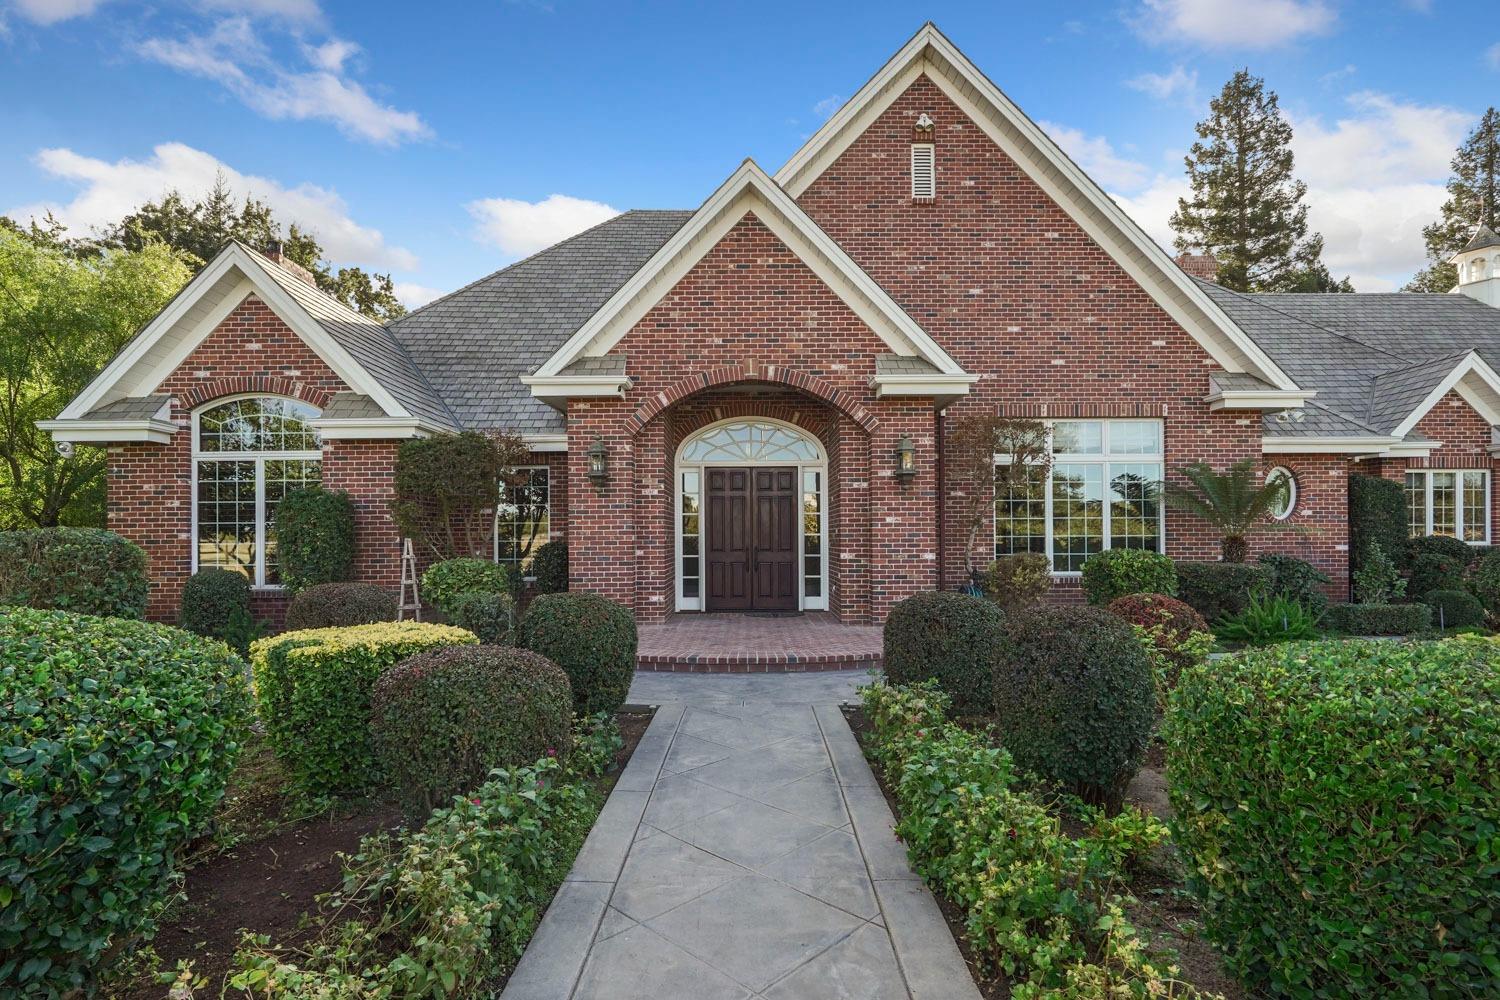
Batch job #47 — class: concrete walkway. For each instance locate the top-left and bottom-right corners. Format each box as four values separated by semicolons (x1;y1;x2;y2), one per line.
502;672;979;1000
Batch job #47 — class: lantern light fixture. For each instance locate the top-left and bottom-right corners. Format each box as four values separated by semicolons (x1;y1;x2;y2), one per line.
587;436;608;486
895;435;917;479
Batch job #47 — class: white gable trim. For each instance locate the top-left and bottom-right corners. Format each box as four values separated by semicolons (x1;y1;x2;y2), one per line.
1205;388;1316;411
59;243;409;421
774;23;1299;393
531;160;971;383
1391;352;1500;439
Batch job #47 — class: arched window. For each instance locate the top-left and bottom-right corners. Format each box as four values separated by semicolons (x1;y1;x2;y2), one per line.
679;420;822;463
194;396;322;586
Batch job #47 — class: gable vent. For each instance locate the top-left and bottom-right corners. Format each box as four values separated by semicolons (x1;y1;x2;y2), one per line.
910;143;935;200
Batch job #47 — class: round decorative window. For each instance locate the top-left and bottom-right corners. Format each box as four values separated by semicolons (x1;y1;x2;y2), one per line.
1266;466;1297;521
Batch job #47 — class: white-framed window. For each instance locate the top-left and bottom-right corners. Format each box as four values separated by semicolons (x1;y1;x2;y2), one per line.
1266;466;1297;521
193;395;322;588
494;466;550;573
1405;470;1489;543
994;419;1165;574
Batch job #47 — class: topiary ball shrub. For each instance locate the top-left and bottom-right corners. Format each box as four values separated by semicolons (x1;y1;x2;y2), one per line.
1406;533;1477;569
1105;593;1210;672
285;582;397;631
519;592;636;715
883;591;1006;714
531;540;569;594
0;527;148;619
1424;588;1485;629
0;608;252;997
1165;639;1500;997
275;486;356;594
421;558;518;619
1078;548;1177;606
980;553;1052;612
1407;550;1469;599
991;605;1155;808
450;589;516;645
1257;552;1330;614
1175;561;1272;623
371;645;574;811
1325;602;1432;636
179;568;258;654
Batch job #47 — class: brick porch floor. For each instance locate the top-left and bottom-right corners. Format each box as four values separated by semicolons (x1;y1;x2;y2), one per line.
636;613;883;673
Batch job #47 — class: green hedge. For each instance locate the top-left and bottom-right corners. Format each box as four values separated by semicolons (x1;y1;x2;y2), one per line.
1175;561;1271;623
251;621;477;797
1257;552;1330;613
0;527;148;619
180;568;259;654
371;645;573;811
1;608;252;996
531;540;569;594
1349;473;1407;572
421;558;518;619
1469;548;1500;617
883;591;1005;713
519;592;636;715
1078;548;1177;605
285;582;397;631
1424;589;1485;629
1165;639;1500;997
449;590;515;645
1325;602;1431;636
275;486;356;594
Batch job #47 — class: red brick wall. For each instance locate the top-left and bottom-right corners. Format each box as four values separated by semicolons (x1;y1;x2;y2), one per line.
1370;389;1500;545
1259;454;1351;600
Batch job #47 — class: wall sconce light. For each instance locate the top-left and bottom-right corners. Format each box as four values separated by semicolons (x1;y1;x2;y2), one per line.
894;435;917;479
587;437;608;487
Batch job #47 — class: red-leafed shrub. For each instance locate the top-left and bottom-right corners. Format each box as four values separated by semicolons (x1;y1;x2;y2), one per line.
1106;593;1210;670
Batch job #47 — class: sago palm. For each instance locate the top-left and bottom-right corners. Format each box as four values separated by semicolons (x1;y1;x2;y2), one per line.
1161;459;1290;563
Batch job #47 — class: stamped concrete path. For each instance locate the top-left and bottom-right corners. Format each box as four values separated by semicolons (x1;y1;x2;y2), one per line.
502;672;980;1000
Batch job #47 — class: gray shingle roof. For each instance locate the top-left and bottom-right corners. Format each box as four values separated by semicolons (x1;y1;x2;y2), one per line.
1462;224;1500;253
1207;371;1276;393
875;354;940;375
559;354;628;377
387;211;692;435
81;394;171;420
320;393;388;419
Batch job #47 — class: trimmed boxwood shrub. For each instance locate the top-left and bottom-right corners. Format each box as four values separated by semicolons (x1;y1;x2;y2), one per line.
422;558;519;618
1406;532;1477;568
1349;472;1408;572
1175;561;1271;623
519;592;636;715
1325;602;1432;636
531;540;569;594
0;527;148;619
883;591;1005;713
450;589;515;645
0;608;252;997
371;645;574;811
1257;552;1330;614
1165;639;1500;997
1105;593;1209;672
1468;547;1500;617
980;553;1052;611
1424;588;1485;629
1078;548;1177;606
1407;550;1469;598
285;582;397;631
275;486;356;593
179;568;259;654
251;621;477;796
992;605;1155;807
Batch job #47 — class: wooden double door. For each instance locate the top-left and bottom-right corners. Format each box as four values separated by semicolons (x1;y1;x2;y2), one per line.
704;466;799;611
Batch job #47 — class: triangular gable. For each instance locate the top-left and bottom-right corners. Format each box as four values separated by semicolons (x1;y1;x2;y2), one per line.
528;160;972;387
774;22;1299;393
1390;351;1500;438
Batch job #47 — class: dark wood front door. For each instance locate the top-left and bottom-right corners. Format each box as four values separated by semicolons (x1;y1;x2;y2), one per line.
705;466;798;612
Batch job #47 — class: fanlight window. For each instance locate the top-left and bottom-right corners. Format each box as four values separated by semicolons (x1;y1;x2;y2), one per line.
680;421;821;463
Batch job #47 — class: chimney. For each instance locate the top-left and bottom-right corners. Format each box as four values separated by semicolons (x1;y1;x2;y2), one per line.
262;240;319;288
1450;224;1500;307
1175;251;1219;283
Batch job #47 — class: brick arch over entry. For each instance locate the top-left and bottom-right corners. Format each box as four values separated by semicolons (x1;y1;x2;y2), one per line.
625;363;879;436
179;375;334;411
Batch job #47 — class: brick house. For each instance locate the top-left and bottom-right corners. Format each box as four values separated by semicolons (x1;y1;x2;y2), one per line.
43;24;1500;625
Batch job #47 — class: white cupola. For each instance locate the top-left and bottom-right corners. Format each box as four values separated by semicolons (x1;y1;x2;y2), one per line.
1451;223;1500;307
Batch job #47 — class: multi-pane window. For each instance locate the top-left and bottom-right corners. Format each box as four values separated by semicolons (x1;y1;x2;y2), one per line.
1406;470;1489;542
994;420;1164;573
803;470;823;598
194;397;322;587
680;470;702;600
494;467;550;572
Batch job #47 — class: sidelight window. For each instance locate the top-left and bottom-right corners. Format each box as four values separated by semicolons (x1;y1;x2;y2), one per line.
494;466;550;572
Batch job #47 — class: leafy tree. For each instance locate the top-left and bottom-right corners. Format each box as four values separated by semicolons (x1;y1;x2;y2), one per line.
1406;108;1500;292
1161;459;1291;563
945;414;1050;578
0;228;192;528
1171;70;1351;293
391;431;530;560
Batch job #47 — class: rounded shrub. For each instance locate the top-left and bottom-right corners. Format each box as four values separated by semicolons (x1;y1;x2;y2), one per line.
1078;548;1177;606
1467;547;1500;617
421;558;518;618
275;486;356;593
519;592;636;715
1165;639;1500;997
1424;588;1485;629
371;645;573;811
992;605;1155;807
1408;550;1469;598
0;527;148;619
980;553;1052;611
285;581;397;631
1;608;252;997
1175;561;1272;623
1105;592;1210;671
450;589;516;645
179;568;258;654
1257;552;1330;614
1406;532;1477;568
531;540;569;594
884;592;1005;713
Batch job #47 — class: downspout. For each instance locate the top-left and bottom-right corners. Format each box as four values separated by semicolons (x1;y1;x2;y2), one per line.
935;407;946;592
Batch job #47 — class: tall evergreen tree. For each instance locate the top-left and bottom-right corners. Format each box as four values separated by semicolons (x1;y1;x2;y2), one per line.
1406;108;1500;292
1171;70;1351;293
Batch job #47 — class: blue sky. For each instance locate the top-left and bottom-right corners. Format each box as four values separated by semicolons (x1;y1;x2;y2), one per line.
2;0;1495;299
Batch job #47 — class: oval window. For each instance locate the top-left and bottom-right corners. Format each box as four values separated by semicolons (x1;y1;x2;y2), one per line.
1266;466;1297;521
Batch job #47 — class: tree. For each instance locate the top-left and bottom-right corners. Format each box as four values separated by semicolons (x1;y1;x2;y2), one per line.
1406;108;1500;292
945;414;1051;579
1161;459;1290;563
391;431;531;560
1171;70;1351;293
107;173;406;321
0;228;192;528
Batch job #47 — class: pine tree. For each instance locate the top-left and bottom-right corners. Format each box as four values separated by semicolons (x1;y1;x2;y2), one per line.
1406;108;1500;292
1171;70;1350;292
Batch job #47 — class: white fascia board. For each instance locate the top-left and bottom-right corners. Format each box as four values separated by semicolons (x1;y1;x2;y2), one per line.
1206;389;1317;411
523;433;568;452
520;374;632;403
772;23;1298;393
308;417;440;440
36;418;178;444
1378;441;1441;458
1391;352;1500;439
1261;435;1405;455
871;373;977;397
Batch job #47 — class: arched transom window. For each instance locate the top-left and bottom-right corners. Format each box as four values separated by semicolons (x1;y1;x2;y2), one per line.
194;396;322;587
679;420;822;463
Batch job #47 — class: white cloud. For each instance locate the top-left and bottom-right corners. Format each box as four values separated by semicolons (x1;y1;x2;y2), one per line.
1110;173;1191;253
467;194;620;258
1127;65;1198;104
7;141;418;270
137;18;429;146
1134;0;1336;49
8;0;105;24
1040;121;1152;191
198;0;325;24
394;282;444;309
813;95;844;120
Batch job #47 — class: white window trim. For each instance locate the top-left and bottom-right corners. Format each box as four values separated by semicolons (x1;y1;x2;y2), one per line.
493;465;551;579
673;417;828;612
190;394;323;590
1266;466;1297;521
1406;469;1491;544
993;420;1166;576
